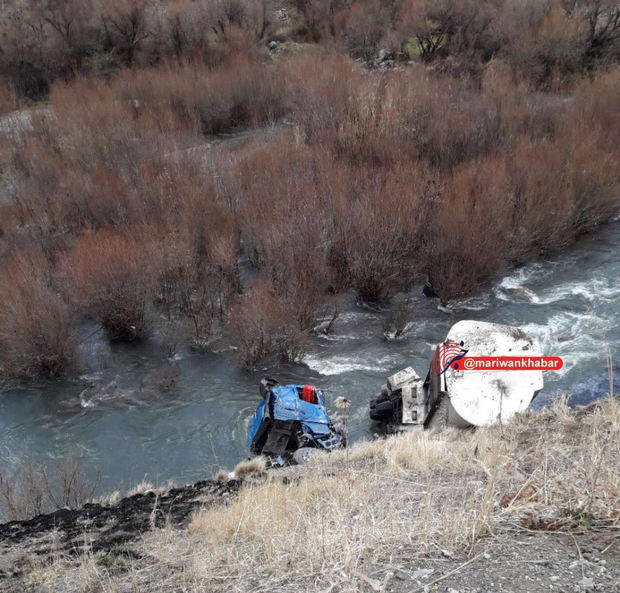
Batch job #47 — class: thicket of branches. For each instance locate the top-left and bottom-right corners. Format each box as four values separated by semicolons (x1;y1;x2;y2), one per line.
0;1;619;375
1;0;619;101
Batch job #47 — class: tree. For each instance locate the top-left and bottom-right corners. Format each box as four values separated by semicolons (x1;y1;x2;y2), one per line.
102;0;154;66
30;0;96;70
582;0;620;62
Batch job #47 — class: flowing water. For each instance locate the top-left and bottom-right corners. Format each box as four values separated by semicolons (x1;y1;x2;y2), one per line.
1;222;618;494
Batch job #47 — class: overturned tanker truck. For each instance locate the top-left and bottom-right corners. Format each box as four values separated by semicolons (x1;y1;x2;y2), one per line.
370;320;544;431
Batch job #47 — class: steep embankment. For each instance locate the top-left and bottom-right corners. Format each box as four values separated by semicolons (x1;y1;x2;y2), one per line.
1;397;619;593
0;480;239;583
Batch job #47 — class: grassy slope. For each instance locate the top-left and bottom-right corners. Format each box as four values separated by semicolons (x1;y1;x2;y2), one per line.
19;396;620;592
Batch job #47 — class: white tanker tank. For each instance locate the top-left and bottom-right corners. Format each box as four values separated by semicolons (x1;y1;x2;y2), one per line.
369;320;544;431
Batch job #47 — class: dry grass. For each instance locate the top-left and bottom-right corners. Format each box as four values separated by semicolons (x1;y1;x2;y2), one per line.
126;480;155;498
232;456;267;480
26;396;618;592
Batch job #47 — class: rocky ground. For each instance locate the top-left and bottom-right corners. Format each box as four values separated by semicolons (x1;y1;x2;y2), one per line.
387;530;620;593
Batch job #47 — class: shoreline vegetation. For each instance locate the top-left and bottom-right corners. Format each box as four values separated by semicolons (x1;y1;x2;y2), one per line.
1;396;618;591
0;0;619;379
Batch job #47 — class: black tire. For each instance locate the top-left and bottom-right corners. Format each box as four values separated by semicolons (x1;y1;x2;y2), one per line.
369;399;394;421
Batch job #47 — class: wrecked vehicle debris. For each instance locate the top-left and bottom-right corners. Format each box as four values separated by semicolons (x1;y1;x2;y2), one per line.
370;320;544;431
248;377;346;463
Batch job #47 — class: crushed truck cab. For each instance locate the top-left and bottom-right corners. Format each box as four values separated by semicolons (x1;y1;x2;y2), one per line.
248;377;345;462
370;320;544;431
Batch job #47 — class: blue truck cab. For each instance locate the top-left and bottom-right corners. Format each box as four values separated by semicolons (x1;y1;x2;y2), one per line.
248;377;345;461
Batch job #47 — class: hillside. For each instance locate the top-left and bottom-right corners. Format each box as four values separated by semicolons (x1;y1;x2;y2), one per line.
1;396;618;592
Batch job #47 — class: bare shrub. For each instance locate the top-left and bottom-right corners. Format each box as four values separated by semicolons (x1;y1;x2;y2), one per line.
42;457;100;511
59;230;157;342
227;281;307;368
343;0;393;62
383;294;414;340
0;457;99;522
0;461;46;521
500;5;586;88
118;57;286;135
0;249;77;378
155;229;239;348
0;83;19;115
428;156;514;300
278;52;361;145
508;136;576;255
335;164;434;303
102;0;157;66
235;132;334;326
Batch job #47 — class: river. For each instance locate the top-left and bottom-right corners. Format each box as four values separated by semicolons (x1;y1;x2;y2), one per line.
1;222;618;494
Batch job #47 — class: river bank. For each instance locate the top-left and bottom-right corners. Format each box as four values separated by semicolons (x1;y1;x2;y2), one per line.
1;220;619;499
1;395;618;592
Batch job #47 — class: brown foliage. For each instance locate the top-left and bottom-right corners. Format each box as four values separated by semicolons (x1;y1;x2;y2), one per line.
0;249;77;378
428;156;514;300
0;83;19;115
0;24;618;371
59;230;156;342
227;281;307;368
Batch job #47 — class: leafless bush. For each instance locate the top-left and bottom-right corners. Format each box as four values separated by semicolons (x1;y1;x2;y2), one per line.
155;230;239;349
0;83;19;115
0;249;77;378
42;458;100;511
102;0;155;67
0;461;46;521
59;230;157;342
227;281;307;368
335;164;435;302
0;457;99;522
383;294;414;340
428;156;513;300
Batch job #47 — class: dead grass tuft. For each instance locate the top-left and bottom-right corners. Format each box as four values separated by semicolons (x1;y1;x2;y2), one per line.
232;456;267;480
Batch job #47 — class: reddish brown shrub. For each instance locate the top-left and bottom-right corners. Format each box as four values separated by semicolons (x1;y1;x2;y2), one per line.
235;134;335;325
0;249;77;378
343;0;395;62
508;136;575;255
227;281;307;368
501;5;586;88
277;52;361;145
428;156;514;300
116;56;287;135
154;226;239;348
333;164;435;302
59;230;157;341
0;83;18;116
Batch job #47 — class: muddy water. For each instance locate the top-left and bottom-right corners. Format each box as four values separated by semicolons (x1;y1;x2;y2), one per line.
1;222;618;494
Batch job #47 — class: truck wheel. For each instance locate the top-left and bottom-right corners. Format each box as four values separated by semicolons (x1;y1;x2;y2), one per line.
370;399;394;421
428;394;449;430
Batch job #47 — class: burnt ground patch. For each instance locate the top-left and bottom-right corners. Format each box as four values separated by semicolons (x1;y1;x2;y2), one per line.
0;479;240;580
